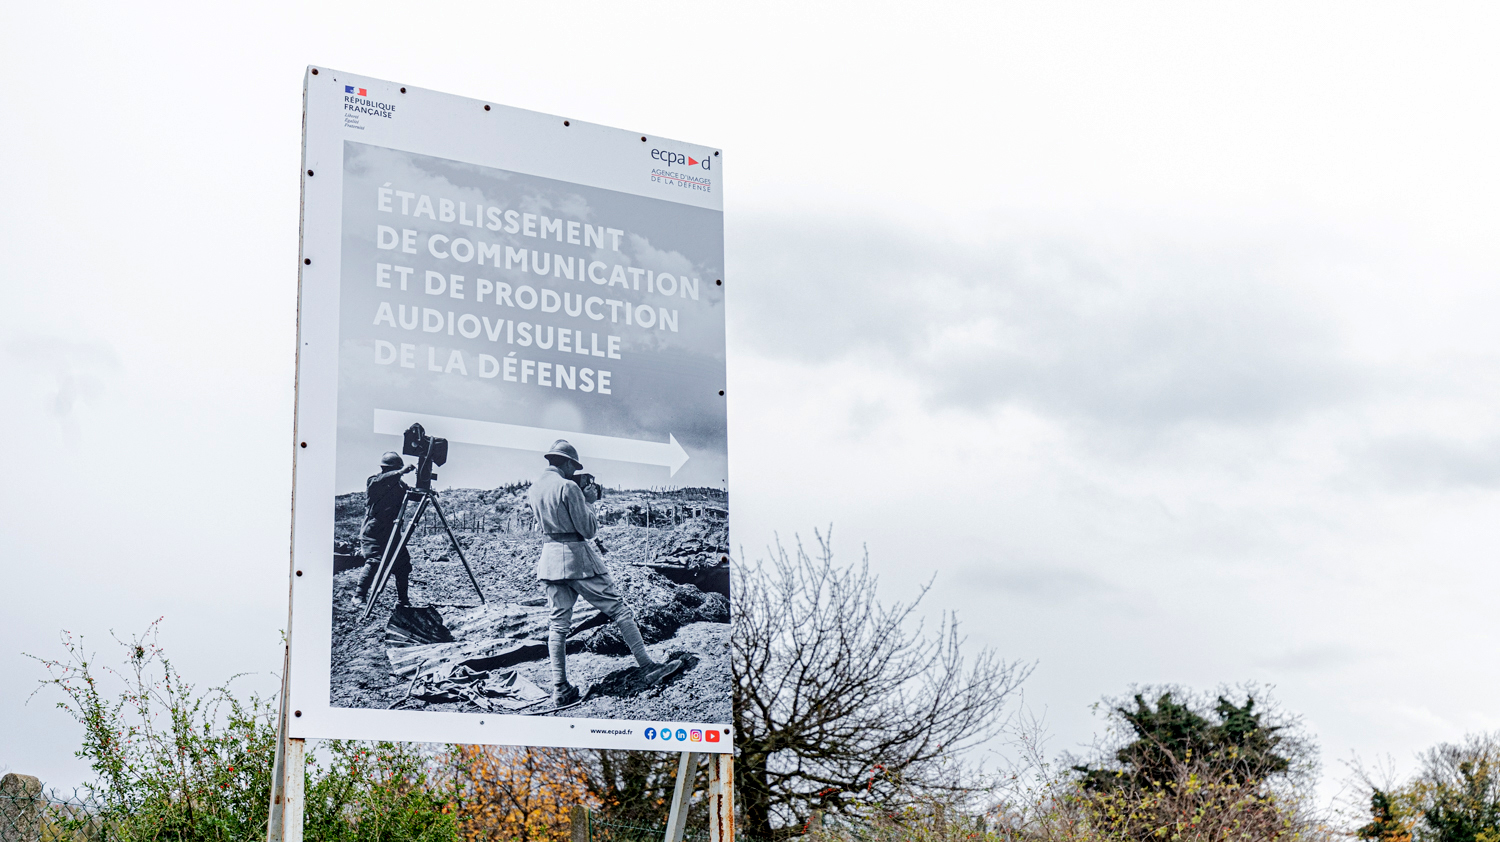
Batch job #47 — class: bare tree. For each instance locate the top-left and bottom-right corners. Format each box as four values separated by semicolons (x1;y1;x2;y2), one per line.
577;749;693;829
732;531;1030;838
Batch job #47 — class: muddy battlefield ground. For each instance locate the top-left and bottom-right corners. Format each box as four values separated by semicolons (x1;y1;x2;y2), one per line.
330;483;729;723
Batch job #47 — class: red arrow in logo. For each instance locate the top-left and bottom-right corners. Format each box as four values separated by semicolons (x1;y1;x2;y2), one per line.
688;157;698;166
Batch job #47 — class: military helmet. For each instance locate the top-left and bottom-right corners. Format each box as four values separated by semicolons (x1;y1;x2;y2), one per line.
544;439;583;468
380;451;404;469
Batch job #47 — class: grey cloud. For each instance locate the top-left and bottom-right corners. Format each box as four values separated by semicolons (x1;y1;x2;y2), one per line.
1364;434;1500;490
1255;643;1365;673
729;216;1360;430
957;563;1116;603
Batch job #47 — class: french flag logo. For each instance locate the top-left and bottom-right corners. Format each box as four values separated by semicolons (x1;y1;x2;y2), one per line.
345;85;368;97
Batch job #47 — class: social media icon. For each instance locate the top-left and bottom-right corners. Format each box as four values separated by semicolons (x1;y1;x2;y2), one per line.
706;730;720;743
661;728;673;741
676;729;688;741
690;729;702;742
645;728;657;740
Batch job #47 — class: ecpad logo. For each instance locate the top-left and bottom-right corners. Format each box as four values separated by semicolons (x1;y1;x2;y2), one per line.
644;728;657;740
651;149;712;170
690;729;702;742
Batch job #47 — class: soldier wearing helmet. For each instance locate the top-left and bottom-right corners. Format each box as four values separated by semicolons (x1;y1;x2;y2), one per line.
529;439;683;707
352;451;417;608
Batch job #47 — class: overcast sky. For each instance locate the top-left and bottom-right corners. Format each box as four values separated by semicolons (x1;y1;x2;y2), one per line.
3;1;1498;806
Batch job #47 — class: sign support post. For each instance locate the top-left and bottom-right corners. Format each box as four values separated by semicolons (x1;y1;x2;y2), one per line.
663;752;700;842
266;638;304;842
267;738;306;842
709;755;735;842
268;485;303;842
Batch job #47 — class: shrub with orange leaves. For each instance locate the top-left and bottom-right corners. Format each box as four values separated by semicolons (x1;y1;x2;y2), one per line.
449;745;595;842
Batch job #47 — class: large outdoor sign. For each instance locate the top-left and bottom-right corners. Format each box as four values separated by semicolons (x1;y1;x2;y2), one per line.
288;67;730;752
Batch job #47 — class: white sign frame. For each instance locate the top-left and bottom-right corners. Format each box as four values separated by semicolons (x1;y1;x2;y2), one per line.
288;66;730;753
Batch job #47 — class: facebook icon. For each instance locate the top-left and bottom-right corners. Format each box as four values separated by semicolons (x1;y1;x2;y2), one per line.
645;728;657;740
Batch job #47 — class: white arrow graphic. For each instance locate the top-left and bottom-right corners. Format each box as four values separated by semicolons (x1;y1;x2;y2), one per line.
373;409;690;475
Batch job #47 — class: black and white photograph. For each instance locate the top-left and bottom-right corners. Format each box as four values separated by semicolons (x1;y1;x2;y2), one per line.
303;111;729;745
329;432;730;723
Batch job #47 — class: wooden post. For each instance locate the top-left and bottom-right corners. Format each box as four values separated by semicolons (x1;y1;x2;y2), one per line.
663;752;700;842
708;754;734;842
569;805;589;842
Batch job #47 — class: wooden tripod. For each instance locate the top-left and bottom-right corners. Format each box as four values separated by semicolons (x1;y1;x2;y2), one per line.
360;487;486;621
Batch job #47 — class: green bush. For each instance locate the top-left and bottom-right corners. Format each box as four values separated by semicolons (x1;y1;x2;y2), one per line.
31;622;458;842
1357;733;1500;842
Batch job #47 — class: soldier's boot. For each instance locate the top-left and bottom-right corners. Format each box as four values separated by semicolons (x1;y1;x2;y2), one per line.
638;659;686;687
351;562;378;608
617;618;685;686
395;570;411;607
552;681;581;708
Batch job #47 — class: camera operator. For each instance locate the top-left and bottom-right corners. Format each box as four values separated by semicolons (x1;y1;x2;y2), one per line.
529;439;683;707
352;451;417;608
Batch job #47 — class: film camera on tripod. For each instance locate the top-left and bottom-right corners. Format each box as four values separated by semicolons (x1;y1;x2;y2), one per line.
402;422;448;490
359;423;486;620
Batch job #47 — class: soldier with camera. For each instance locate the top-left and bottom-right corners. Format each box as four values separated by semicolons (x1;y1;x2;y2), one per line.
352;451;417;608
529;439;683;707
